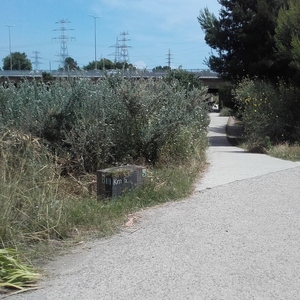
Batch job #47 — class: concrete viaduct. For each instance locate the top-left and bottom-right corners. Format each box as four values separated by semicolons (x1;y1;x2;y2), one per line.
0;69;228;106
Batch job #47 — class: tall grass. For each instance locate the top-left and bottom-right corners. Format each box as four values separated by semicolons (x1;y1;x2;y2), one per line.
268;143;300;161
0;130;66;246
0;74;209;258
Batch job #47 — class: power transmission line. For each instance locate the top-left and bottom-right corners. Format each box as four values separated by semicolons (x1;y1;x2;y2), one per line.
118;32;131;64
32;51;42;70
52;19;75;68
166;49;172;68
109;37;120;63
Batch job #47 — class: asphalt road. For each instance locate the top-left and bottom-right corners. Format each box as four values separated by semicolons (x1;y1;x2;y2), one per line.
9;113;300;300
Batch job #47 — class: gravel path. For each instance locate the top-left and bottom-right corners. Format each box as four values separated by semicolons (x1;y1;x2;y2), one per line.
8;113;300;300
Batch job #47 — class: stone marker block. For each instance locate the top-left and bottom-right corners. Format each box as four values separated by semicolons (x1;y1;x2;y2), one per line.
97;165;147;199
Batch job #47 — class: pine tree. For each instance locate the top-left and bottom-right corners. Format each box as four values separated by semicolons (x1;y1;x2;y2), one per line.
275;0;300;80
198;0;286;81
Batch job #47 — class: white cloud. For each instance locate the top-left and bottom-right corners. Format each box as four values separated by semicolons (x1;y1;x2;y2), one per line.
134;60;147;69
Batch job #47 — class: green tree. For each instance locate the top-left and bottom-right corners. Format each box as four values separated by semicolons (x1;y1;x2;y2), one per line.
64;57;80;70
274;0;300;81
83;59;135;71
198;0;286;81
2;52;32;70
83;58;114;70
114;61;135;70
42;72;55;83
152;66;171;72
164;69;203;91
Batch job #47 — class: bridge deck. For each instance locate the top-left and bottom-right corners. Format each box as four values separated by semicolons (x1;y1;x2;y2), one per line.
0;70;225;91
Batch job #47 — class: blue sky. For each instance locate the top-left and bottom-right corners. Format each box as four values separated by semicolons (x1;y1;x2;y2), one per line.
0;0;221;71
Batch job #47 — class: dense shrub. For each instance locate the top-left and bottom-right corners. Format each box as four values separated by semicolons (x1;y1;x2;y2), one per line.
234;78;300;150
164;69;204;90
219;107;233;117
218;83;235;110
0;76;209;174
0;75;209;249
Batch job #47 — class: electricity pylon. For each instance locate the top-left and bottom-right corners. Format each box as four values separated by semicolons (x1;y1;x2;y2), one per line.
53;19;75;68
118;32;131;64
32;51;42;70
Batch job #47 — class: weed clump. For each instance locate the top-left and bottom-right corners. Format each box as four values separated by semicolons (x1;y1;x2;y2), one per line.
0;248;40;293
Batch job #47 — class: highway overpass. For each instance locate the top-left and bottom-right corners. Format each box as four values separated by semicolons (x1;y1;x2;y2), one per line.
0;69;227;92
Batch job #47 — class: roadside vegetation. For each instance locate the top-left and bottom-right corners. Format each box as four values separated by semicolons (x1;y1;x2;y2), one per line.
4;0;300;293
0;72;209;270
199;0;300;159
233;79;300;154
268;143;300;161
0;248;40;292
219;107;233;117
217;79;300;160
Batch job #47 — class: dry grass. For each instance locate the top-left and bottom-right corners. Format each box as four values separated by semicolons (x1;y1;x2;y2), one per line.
0;128;208;263
268;143;300;161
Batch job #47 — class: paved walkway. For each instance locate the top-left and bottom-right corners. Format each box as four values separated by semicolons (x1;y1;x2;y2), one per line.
195;113;300;191
11;113;300;300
